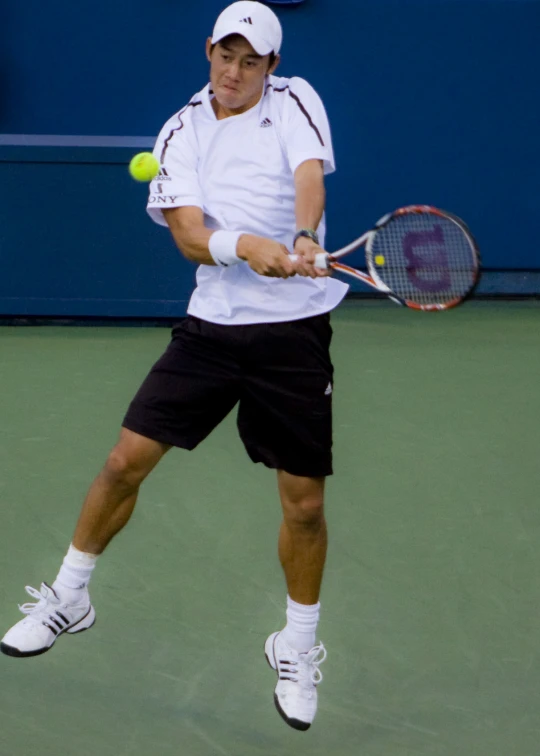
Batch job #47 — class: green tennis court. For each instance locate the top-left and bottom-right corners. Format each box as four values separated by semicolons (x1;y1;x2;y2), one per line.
1;301;539;756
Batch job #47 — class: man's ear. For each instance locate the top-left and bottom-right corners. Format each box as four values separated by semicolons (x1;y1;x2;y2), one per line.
205;37;213;63
268;53;281;75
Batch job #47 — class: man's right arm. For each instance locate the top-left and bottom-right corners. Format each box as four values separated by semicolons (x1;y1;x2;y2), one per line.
162;206;297;279
162;206;215;265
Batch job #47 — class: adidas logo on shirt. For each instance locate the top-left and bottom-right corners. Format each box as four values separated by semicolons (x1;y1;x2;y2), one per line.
260;118;272;128
240;17;253;24
324;382;332;395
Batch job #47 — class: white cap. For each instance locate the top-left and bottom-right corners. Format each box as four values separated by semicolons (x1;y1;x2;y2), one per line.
211;1;283;56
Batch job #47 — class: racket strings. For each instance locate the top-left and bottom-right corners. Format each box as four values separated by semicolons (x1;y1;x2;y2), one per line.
370;214;478;305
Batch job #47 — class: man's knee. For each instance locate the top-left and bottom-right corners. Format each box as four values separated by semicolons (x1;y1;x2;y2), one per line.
101;447;147;491
282;494;325;530
279;471;326;529
101;432;167;491
101;428;170;490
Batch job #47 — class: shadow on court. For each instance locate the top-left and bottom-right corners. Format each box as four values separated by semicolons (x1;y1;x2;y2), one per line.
0;302;539;756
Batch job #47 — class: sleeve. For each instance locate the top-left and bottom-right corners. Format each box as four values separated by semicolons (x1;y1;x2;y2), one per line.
281;77;336;177
146;111;203;228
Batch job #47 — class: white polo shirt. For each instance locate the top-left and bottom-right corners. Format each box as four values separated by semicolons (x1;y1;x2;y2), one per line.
147;74;348;325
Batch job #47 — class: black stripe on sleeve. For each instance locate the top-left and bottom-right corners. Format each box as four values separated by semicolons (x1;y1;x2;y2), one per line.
266;84;325;147
160;100;202;164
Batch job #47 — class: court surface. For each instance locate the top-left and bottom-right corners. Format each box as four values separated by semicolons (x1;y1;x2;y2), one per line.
0;301;539;756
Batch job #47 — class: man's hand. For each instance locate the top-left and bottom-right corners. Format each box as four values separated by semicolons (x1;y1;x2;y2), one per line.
292;235;330;278
237;235;296;278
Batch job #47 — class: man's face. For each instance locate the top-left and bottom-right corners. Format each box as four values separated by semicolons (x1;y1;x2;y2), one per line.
206;35;279;114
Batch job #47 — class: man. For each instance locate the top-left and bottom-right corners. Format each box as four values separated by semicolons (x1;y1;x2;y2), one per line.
1;0;348;732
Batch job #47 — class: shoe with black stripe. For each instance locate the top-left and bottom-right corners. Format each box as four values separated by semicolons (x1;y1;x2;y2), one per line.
264;631;327;731
1;582;95;658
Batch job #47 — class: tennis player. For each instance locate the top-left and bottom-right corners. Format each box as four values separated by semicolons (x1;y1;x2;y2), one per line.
1;0;347;731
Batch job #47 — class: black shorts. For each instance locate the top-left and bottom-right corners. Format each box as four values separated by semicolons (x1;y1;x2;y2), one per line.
122;313;334;477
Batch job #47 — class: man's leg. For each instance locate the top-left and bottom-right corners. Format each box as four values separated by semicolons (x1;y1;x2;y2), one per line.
50;426;171;603
2;317;242;658
71;427;171;555
276;470;326;654
264;471;328;731
277;471;326;607
235;315;333;729
1;428;170;658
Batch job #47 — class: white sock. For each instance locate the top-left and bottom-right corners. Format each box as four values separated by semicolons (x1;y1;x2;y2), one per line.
52;544;98;603
281;595;320;653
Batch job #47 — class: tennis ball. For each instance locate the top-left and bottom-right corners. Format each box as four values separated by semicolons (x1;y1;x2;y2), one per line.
129;152;160;182
374;254;386;266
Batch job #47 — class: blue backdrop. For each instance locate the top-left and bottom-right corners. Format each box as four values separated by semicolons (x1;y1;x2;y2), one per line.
1;0;539;316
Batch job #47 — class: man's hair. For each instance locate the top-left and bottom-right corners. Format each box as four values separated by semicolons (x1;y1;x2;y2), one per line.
211;34;277;70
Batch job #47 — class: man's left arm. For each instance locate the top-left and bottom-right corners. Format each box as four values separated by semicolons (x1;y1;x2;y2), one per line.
293;159;329;278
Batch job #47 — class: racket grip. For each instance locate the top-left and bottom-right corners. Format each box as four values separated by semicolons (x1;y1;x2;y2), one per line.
289;252;328;269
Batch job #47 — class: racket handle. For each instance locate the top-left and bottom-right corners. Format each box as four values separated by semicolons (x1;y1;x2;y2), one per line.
289;252;328;269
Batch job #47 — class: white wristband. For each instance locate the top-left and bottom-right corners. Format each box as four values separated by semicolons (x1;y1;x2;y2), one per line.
208;230;243;267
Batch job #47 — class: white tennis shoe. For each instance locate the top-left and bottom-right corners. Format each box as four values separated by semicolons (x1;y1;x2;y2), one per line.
265;631;327;731
1;582;95;658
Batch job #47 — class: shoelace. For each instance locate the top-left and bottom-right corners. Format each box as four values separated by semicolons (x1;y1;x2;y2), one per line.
18;585;52;616
279;643;327;687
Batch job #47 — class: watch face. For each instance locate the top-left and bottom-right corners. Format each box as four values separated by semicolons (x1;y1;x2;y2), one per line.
295;230;319;244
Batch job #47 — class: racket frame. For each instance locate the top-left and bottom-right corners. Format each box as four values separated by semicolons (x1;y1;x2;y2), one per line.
326;205;481;311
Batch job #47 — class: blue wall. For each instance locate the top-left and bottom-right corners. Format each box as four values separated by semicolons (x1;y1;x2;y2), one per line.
1;0;539;316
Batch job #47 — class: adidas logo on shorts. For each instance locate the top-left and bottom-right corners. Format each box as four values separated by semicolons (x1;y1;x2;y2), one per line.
324;382;332;395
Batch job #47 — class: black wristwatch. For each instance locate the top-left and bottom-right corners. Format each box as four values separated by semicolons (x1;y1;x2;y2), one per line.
293;228;319;247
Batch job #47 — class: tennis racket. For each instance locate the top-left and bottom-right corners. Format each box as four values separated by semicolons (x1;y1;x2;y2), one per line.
292;205;480;311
